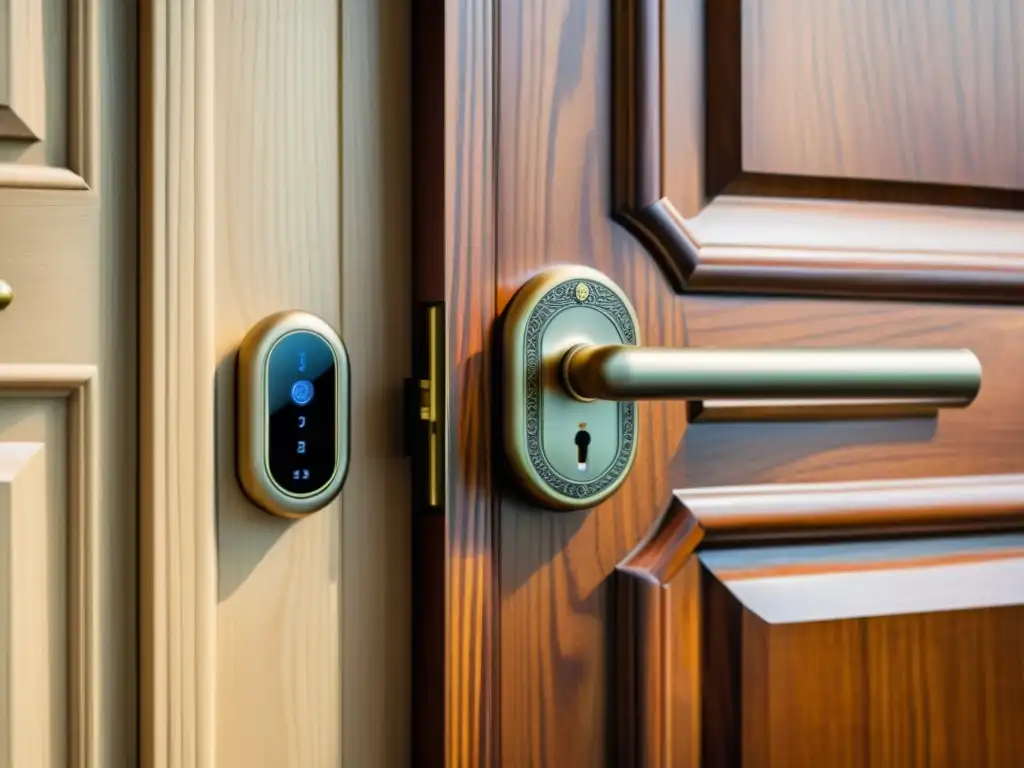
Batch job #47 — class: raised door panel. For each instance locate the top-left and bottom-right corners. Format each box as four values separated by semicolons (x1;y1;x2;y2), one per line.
618;478;1024;766
0;1;135;765
615;0;1024;300
0;0;98;369
0;1;136;768
0;373;96;768
0;0;93;189
708;565;1024;768
0;426;60;765
439;0;1024;766
738;0;1023;189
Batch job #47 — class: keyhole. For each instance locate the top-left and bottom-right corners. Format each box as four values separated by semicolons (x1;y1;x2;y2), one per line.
574;429;592;472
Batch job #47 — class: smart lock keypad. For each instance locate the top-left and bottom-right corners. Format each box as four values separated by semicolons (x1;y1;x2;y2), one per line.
266;330;337;495
237;310;349;518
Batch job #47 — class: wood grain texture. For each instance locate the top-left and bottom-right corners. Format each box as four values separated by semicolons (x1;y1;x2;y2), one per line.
862;608;1024;766
616;556;702;768
213;1;341;765
340;0;411;765
613;0;1024;302
618;501;1024;765
619;480;1024;765
442;0;500;765
142;1;411;764
743;0;1024;188
211;0;412;765
429;0;1024;764
703;564;1024;767
624;532;1024;765
139;0;216;765
495;2;689;764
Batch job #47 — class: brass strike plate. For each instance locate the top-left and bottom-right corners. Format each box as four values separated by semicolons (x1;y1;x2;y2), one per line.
405;302;445;513
502;266;640;511
237;310;351;519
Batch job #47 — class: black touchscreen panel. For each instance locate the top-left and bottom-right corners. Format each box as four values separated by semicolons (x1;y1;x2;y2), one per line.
266;331;337;495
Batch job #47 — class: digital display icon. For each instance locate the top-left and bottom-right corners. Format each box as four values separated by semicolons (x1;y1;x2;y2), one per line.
290;380;314;406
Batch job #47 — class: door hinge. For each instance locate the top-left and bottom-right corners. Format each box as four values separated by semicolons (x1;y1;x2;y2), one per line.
405;302;445;513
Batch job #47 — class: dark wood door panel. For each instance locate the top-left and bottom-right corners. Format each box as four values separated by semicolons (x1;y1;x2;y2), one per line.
619;503;1024;767
740;0;1024;188
615;0;1024;300
492;5;1024;767
704;537;1024;768
429;0;1024;765
712;598;1024;768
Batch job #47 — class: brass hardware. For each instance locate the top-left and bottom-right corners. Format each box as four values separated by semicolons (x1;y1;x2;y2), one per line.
0;280;13;310
502;266;983;511
406;302;445;512
502;266;640;511
562;345;981;405
236;310;351;519
421;304;444;509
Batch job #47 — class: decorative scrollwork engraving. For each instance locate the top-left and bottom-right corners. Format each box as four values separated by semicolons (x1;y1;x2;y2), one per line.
523;279;636;500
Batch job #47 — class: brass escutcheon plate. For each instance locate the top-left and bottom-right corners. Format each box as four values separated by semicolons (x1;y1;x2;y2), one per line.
501;266;640;511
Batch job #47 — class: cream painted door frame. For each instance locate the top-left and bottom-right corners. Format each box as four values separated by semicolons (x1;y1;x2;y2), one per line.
139;1;412;765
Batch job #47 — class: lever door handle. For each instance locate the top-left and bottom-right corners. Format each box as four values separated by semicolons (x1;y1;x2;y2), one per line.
561;345;981;406
501;266;984;511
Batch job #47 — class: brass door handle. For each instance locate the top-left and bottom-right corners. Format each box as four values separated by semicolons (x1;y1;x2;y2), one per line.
561;345;981;406
501;266;984;511
0;280;13;310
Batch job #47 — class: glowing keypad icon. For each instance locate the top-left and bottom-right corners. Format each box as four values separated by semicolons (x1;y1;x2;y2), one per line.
290;379;315;406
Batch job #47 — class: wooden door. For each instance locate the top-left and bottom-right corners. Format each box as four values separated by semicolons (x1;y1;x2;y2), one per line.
138;1;412;766
0;2;136;765
420;0;1024;765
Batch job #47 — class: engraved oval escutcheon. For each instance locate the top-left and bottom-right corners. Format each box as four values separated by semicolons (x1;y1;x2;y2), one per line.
501;266;640;511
